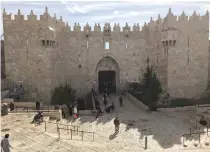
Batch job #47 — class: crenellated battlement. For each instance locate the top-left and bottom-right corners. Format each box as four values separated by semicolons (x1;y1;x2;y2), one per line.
3;7;209;33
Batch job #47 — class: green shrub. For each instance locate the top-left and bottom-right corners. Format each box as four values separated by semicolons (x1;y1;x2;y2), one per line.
51;84;76;105
129;59;162;110
140;64;162;109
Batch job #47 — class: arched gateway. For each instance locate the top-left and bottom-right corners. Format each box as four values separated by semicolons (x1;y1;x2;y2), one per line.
96;56;120;94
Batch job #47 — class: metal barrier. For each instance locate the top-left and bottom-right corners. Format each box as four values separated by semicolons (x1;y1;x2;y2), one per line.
182;123;210;147
58;127;95;141
44;121;95;141
44;121;80;133
182;131;205;146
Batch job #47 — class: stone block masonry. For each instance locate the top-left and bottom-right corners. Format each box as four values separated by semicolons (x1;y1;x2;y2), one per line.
2;7;209;104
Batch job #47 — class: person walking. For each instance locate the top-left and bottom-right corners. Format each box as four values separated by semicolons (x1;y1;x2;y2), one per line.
111;102;115;112
67;104;73;116
36;101;40;110
61;105;66;119
1;134;12;152
103;97;107;108
119;96;123;107
73;106;78;119
114;117;120;133
9;102;14;111
96;109;100;119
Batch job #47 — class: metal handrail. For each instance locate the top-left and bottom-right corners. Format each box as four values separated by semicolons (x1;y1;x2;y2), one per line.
43;121;95;141
44;121;80;133
182;123;210;147
58;127;95;141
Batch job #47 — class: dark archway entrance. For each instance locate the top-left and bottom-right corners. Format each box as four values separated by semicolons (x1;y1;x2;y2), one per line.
95;56;120;94
98;71;116;93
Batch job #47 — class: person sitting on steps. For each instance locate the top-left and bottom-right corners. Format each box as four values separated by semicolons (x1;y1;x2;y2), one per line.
31;112;43;125
199;115;207;126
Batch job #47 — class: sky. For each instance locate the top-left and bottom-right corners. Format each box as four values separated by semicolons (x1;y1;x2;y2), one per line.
0;0;210;39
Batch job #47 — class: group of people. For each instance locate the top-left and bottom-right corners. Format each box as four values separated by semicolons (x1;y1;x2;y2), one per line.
60;101;78;120
92;87;124;119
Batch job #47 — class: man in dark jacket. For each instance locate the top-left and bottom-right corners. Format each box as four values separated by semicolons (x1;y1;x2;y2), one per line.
119;96;123;107
114;117;120;133
36;101;40;110
103;97;108;108
9;102;15;111
67;104;73;116
61;106;66;119
31;112;43;125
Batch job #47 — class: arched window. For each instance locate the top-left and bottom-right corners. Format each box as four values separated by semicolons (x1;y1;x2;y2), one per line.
105;42;110;50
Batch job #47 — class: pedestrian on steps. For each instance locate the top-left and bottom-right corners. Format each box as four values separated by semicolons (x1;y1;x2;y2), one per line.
36;101;40;110
103;97;107;108
1;134;13;152
61;105;66;119
73;106;78;119
119;96;123;107
114;117;120;133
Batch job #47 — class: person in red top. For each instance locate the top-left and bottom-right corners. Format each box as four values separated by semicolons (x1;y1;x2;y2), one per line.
114;117;120;133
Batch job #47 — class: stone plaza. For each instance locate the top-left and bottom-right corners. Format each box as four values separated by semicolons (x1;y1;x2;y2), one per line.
1;95;210;152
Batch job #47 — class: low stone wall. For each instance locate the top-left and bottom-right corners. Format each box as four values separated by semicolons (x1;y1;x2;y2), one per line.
1;99;44;107
157;104;210;113
79;110;97;116
157;106;196;112
157;106;197;112
125;93;149;111
196;107;210;114
1;98;14;103
9;110;61;121
14;102;43;107
43;110;62;121
1;90;11;99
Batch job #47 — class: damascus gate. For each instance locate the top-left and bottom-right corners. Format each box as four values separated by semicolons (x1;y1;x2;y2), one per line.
2;7;209;104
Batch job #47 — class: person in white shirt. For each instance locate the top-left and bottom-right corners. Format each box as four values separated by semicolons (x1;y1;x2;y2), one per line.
1;134;12;152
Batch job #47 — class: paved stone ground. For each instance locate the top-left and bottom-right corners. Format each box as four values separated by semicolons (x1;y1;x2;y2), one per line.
1;95;210;152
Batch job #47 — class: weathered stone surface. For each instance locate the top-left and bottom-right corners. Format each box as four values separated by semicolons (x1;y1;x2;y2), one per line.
1;95;210;152
2;8;209;103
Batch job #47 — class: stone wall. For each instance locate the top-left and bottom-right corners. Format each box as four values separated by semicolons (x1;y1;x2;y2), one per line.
2;7;209;103
166;11;209;98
